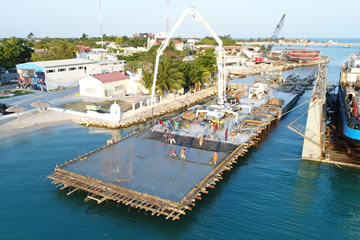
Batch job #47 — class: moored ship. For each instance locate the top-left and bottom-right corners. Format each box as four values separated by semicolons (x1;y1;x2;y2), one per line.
338;54;360;140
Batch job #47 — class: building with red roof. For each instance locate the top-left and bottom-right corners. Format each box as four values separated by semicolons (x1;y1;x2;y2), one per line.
92;72;129;83
76;45;92;54
79;72;132;98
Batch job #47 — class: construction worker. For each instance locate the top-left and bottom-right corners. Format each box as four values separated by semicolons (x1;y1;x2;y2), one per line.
231;129;235;137
168;134;176;144
210;122;214;134
199;135;204;147
180;147;187;160
213;152;218;165
163;129;168;140
169;149;178;159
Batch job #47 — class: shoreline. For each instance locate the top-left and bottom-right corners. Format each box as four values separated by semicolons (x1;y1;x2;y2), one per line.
0;119;75;140
0;110;78;140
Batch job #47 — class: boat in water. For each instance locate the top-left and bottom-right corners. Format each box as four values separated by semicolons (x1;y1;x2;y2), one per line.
338;54;360;140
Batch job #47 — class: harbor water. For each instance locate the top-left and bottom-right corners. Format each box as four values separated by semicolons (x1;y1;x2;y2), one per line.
1;41;360;239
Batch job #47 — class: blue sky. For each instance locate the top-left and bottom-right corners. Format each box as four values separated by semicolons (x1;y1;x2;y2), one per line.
1;0;359;38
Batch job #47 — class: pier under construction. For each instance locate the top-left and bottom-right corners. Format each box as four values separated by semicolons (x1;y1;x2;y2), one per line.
48;103;282;220
48;72;317;220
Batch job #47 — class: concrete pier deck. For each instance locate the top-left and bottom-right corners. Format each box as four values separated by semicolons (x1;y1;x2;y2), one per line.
48;87;301;220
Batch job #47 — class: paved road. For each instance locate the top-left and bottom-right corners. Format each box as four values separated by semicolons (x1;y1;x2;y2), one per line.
0;87;150;108
0;88;82;108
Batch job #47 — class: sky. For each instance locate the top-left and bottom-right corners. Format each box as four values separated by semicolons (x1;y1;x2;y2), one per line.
1;0;359;39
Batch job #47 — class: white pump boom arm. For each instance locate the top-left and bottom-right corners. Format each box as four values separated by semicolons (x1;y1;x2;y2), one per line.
151;7;226;105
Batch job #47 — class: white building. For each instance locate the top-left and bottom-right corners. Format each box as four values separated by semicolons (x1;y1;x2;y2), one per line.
185;38;200;50
155;32;167;39
107;42;119;49
95;41;108;46
87;53;119;62
175;42;184;51
16;59;125;91
79;72;147;98
97;60;126;73
147;37;156;49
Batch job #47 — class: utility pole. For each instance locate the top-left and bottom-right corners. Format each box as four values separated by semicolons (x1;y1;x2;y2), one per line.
99;0;103;49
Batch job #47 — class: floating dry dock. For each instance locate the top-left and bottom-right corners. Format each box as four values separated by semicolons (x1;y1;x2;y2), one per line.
48;87;302;220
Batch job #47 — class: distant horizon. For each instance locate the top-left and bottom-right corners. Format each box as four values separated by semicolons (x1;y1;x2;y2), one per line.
2;35;360;41
1;0;359;40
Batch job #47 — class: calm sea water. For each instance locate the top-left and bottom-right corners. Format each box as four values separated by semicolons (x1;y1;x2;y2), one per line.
1;44;360;240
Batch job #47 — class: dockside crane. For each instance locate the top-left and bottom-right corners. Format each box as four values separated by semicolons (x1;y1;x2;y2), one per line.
265;14;286;58
151;7;226;106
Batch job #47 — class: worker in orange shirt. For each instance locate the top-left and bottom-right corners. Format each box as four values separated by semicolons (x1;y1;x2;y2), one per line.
199;135;204;147
213;152;218;165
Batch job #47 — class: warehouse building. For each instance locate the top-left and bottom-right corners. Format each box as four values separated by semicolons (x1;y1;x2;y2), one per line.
16;59;125;91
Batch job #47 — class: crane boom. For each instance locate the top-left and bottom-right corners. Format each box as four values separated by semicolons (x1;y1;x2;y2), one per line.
265;14;286;57
151;7;226;105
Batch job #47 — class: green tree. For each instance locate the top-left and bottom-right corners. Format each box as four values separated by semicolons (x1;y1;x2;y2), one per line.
181;62;210;89
115;36;124;46
195;48;217;76
220;35;235;45
156;59;184;95
80;33;88;40
33;38;50;49
125;60;141;73
196;35;235;46
196;36;217;45
32;39;77;61
139;70;154;94
107;48;118;54
27;32;34;40
0;38;33;69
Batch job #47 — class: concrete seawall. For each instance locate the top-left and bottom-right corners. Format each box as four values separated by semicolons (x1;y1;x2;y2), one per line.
77;87;218;129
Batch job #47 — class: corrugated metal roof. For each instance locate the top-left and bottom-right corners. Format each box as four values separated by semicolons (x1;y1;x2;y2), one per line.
27;59;96;68
92;72;129;83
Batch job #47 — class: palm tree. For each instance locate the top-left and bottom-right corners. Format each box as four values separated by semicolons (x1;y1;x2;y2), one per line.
156;59;184;95
195;66;211;90
182;62;211;90
125;60;141;73
139;70;154;94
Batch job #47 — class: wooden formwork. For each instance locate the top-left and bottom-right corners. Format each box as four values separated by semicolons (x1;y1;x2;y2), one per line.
48;105;282;221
